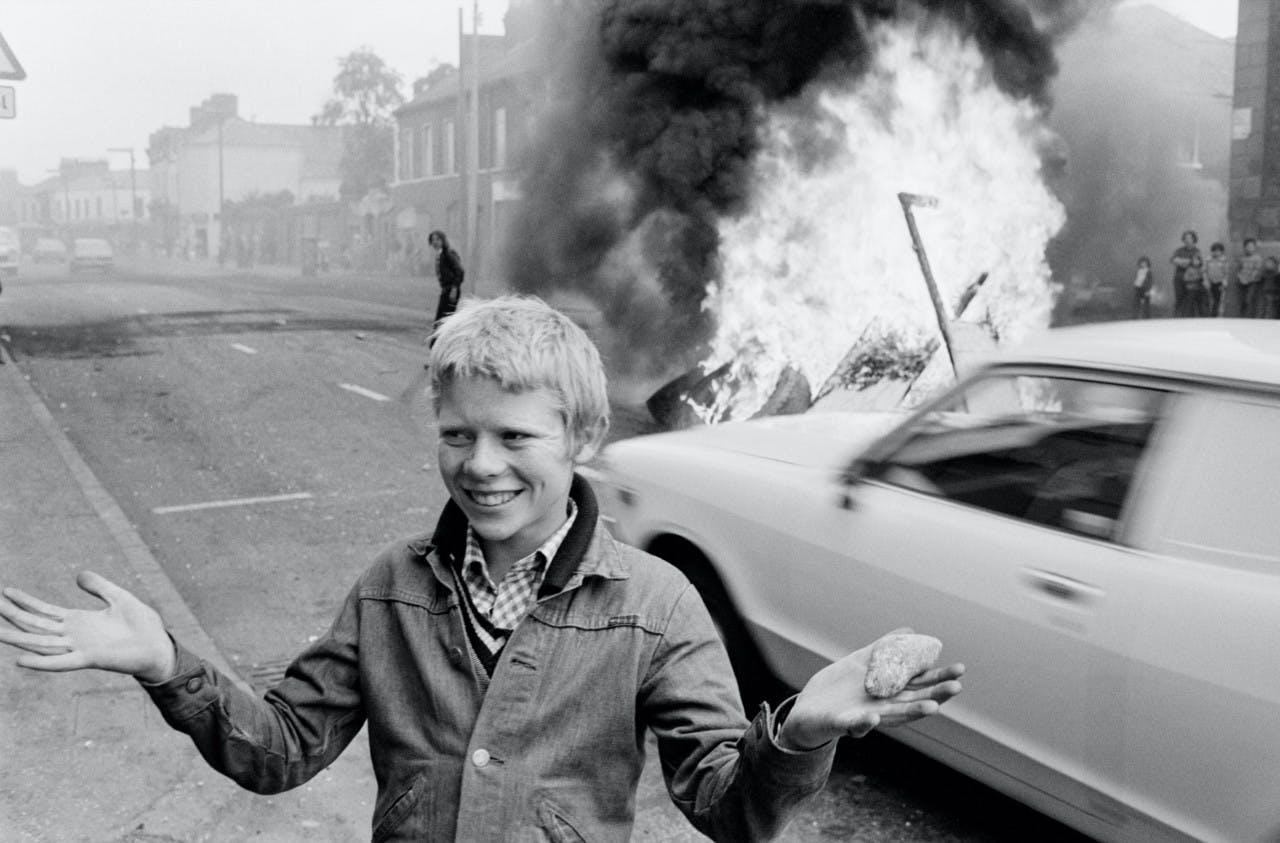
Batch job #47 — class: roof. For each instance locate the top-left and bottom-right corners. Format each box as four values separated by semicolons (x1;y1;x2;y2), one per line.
397;35;539;115
1004;320;1280;389
185;118;344;149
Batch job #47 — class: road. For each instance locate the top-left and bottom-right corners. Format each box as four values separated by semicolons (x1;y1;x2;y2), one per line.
0;258;1090;841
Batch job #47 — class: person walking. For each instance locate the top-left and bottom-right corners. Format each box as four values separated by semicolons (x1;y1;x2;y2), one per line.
1204;242;1230;317
428;230;465;347
1131;255;1154;319
1236;237;1265;317
1169;230;1199;317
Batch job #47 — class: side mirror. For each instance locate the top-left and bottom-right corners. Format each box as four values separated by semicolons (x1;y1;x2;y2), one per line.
837;458;875;510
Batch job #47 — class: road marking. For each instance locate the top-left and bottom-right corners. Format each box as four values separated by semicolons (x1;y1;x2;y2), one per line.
339;382;390;402
231;342;258;355
152;491;314;515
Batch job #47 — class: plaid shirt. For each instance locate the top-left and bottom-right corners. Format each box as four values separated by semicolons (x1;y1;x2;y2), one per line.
457;500;578;655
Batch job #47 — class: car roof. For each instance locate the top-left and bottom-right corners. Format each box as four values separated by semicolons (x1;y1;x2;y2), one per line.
1003;319;1280;388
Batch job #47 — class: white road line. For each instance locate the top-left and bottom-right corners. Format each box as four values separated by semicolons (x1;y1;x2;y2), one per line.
152;491;314;515
339;382;391;402
231;342;258;354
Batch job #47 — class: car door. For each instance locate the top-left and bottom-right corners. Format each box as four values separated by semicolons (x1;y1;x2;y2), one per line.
762;368;1173;832
1097;390;1280;843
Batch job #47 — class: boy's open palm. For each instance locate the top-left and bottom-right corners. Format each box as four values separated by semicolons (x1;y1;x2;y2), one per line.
0;571;175;683
778;629;964;752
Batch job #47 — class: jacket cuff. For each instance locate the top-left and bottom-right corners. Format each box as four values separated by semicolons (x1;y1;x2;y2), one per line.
137;637;224;722
743;696;837;786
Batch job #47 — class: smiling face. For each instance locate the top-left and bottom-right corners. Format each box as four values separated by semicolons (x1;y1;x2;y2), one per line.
436;375;600;572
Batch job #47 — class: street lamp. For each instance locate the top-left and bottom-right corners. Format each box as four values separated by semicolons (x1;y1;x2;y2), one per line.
107;147;138;253
45;167;70;240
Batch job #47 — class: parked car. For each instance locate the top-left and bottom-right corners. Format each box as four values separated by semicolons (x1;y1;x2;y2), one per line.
70;238;114;273
593;319;1280;843
32;237;68;264
0;226;19;275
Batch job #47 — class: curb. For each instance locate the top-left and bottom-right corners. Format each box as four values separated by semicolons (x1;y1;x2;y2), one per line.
0;343;250;693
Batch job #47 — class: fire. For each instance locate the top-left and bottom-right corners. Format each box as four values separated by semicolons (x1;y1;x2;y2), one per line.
697;19;1066;422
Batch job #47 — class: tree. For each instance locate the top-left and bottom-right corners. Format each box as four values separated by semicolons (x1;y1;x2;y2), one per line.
313;48;405;199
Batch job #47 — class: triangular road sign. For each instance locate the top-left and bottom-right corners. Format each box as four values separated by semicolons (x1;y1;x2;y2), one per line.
0;31;26;81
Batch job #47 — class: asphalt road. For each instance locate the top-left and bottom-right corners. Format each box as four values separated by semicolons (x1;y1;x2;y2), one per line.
0;259;1091;842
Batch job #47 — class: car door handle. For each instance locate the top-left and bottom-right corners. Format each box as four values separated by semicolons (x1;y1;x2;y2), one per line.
1022;568;1103;603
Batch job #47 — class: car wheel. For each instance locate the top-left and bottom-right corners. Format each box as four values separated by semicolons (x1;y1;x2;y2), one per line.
647;536;789;710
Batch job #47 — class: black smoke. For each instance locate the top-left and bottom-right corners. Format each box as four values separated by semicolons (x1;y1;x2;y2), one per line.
502;0;1097;373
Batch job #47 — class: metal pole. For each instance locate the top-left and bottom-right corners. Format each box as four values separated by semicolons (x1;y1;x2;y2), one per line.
108;147;139;252
217;119;225;263
466;0;481;286
897;192;958;375
128;149;138;251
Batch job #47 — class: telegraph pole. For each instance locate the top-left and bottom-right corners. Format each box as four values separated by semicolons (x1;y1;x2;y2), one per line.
108;147;138;252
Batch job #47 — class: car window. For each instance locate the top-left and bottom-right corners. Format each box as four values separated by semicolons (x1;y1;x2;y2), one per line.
869;372;1168;541
1159;397;1280;571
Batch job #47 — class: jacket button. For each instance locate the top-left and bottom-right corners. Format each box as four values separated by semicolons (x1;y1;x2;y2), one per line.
471;748;490;767
185;676;204;693
449;646;465;666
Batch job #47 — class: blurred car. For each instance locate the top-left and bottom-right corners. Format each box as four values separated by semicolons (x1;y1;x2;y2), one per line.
593;320;1280;843
70;238;115;273
32;237;68;264
0;226;18;275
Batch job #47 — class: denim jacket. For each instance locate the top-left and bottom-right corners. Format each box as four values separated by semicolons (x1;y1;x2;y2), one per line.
142;478;836;841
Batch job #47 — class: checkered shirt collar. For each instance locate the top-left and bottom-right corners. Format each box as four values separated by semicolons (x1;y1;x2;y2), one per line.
460;499;578;632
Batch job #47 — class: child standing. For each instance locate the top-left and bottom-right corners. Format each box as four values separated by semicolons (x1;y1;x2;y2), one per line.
1204;242;1231;317
0;297;962;841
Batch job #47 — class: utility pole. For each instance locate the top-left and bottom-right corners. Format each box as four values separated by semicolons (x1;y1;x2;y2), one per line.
466;0;481;286
217;118;226;264
47;166;70;240
107;147;138;252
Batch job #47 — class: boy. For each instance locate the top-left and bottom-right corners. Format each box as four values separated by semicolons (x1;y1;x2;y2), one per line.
1237;237;1265;317
0;297;962;841
1204;242;1230;317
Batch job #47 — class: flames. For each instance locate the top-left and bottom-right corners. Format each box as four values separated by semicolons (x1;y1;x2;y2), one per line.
696;19;1066;422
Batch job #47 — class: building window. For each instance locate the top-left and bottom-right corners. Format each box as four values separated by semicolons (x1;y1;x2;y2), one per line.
444;119;456;174
97;196;103;218
398;127;413;182
422;125;434;177
494;107;507;170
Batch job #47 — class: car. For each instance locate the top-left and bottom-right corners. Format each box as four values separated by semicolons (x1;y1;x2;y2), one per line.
70;238;115;273
32;237;68;264
593;319;1280;843
0;226;19;275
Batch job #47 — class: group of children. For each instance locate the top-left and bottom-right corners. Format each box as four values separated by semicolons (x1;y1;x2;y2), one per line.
1134;230;1280;319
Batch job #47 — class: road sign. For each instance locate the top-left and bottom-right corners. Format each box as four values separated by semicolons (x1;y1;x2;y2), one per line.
0;86;13;119
0;32;25;80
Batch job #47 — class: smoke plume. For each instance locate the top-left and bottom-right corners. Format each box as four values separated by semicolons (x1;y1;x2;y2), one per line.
502;0;1098;372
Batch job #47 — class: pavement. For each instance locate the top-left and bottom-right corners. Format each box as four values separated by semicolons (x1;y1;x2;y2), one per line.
0;283;693;842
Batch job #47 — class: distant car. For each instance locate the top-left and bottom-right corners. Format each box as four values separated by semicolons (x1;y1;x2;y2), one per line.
70;238;114;273
0;226;19;275
32;238;68;264
594;320;1280;843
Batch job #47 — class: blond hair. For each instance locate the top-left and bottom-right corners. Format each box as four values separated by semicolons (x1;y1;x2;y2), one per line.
427;296;610;448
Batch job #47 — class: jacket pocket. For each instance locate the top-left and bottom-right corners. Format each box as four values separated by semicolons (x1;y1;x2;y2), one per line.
372;770;435;843
536;798;590;843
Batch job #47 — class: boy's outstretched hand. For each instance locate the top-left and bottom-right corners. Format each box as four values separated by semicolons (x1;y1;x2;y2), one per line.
0;571;175;683
777;629;964;752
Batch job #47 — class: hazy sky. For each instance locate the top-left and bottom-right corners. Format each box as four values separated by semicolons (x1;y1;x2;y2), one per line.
0;1;1239;185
